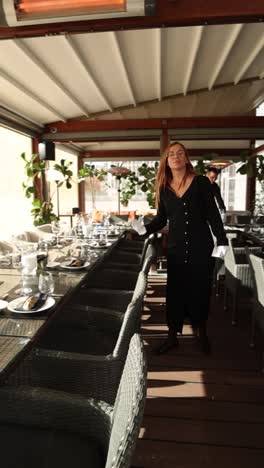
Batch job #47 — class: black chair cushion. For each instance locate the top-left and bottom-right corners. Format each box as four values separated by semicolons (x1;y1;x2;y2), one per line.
1;423;104;468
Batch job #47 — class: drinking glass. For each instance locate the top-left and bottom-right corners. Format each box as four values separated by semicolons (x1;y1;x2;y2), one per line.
11;253;29;294
38;272;55;295
51;221;63;249
20;271;33;295
37;241;48;270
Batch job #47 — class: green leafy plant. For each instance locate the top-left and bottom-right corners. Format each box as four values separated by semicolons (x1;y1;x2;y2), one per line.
31;199;58;225
193;153;214;175
137;162;159;209
54;159;73;189
78;164;107;209
237;149;264;182
21;152;73;225
119;172;139;207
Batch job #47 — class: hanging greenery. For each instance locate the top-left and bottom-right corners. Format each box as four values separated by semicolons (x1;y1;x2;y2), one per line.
236;149;264;182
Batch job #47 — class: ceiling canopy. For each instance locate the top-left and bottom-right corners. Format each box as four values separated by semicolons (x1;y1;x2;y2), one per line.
0;19;263;158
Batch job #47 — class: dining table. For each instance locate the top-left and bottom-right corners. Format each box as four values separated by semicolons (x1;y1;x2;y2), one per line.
0;234;122;383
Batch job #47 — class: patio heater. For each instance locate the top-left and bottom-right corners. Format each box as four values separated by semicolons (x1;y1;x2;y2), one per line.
46;168;64;217
108;166;130;214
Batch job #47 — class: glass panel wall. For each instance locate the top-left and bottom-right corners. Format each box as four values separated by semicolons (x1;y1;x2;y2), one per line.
219;163;247;211
0;125;32;240
48;147;79;222
255;101;264;215
83;160;156;213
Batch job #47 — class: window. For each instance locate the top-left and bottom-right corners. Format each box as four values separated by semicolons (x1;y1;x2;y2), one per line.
82;159;157;213
0;126;32;240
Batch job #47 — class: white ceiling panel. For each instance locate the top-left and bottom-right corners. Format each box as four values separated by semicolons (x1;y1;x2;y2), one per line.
0;22;263;129
22;35;109;114
0;75;61;124
115;29;160;102
72;32;135;109
216;23;264;86
189;24;242;91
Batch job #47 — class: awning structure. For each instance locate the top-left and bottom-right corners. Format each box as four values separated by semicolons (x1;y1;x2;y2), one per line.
0;1;263;159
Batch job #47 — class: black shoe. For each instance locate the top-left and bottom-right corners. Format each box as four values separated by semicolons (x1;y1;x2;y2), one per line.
154;336;179;355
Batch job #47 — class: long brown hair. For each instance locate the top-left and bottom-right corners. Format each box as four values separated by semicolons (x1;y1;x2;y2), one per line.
155;141;195;208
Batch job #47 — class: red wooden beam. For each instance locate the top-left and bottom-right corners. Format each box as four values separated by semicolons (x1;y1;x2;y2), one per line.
45;116;264;133
1;0;263;39
81;148;246;159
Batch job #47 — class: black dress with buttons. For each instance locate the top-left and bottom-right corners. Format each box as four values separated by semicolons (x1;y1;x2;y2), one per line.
145;175;228;333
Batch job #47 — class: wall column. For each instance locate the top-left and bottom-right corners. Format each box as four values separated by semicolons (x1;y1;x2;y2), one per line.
78;154;85;212
160;128;169;156
245;141;256;214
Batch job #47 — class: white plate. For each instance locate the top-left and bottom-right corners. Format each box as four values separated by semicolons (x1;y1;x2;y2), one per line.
60;261;91;270
0;300;8;310
46;261;60;268
90;242;111;249
8;296;55;314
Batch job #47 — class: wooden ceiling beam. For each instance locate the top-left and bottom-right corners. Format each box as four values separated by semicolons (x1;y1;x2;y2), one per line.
81;148;248;160
45;116;264;133
1;1;264;40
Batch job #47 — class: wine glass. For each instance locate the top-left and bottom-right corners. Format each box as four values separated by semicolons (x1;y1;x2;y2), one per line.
51;221;62;249
12;253;32;295
38;272;55;295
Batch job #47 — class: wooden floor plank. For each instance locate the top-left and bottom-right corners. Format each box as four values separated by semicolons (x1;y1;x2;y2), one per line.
134;276;264;466
134;440;264;468
144;398;264;423
140;415;264;448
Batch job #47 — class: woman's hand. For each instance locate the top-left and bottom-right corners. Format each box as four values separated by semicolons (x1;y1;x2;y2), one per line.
131;218;147;235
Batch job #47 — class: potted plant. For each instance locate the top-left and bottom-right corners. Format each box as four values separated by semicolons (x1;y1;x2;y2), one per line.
21;153;73;225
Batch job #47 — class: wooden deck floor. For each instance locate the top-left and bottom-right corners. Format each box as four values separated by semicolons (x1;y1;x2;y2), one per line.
133;274;264;468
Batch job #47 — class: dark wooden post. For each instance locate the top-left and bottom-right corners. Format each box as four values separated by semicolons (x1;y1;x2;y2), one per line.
160;128;169;157
245;142;256;214
31;136;43;202
78;153;85;212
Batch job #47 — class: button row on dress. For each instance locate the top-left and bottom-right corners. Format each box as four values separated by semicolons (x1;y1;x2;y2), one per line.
183;202;188;263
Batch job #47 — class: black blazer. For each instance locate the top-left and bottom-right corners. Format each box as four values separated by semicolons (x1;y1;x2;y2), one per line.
145;175;227;265
212;182;226;212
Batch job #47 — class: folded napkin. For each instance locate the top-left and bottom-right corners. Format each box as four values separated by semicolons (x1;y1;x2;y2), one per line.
131;218;147;235
15;293;48;311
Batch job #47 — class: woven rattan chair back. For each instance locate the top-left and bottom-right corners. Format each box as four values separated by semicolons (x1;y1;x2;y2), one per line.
106;333;147;468
113;272;147;358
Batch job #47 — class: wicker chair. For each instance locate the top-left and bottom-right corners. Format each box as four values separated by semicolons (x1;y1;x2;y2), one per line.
247;253;264;371
8;296;145;404
68;266;147;311
47;271;147;332
106;234;156;272
224;238;261;325
0;334;147;468
0;240;13;253
86;244;156;290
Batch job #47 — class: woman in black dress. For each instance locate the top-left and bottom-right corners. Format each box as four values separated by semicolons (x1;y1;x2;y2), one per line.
133;142;227;354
